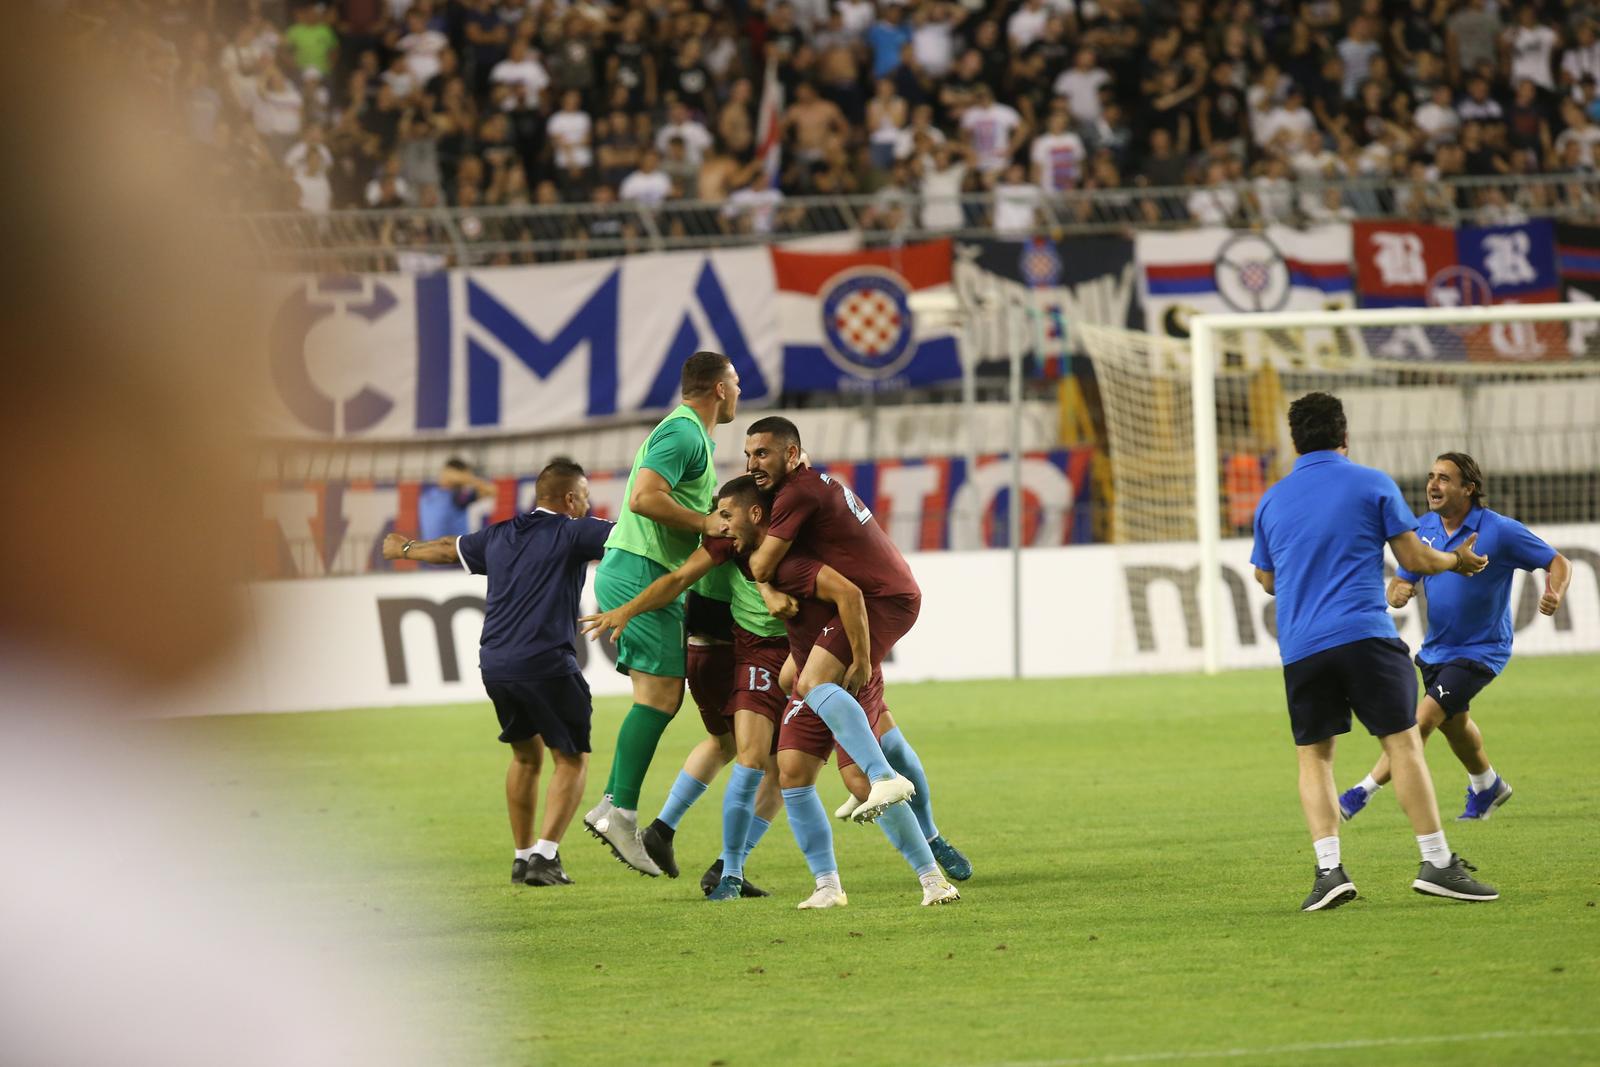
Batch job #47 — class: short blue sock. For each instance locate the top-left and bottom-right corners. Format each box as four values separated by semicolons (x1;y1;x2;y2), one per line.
743;815;772;861
878;801;938;878
657;770;709;830
781;785;838;879
719;764;763;880
880;727;937;840
804;683;893;781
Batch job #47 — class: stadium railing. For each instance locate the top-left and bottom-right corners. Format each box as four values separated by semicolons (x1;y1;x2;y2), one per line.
241;173;1600;271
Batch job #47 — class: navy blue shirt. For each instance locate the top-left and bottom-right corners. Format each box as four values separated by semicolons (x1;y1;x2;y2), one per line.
1396;506;1556;674
456;509;613;681
1251;451;1418;665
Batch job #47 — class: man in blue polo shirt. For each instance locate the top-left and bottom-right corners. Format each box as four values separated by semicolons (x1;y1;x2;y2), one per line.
1339;452;1570;823
1251;393;1500;911
384;458;611;889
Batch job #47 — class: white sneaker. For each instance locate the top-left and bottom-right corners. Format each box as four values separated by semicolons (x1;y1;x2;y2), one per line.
585;806;662;877
797;884;849;909
583;795;614;833
834;794;862;821
920;878;961;906
851;774;917;824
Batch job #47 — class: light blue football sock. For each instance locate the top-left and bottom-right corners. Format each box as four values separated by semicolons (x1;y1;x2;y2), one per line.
880;727;938;841
804;683;893;781
878;801;938;878
719;764;763;880
743;815;772;863
657;770;709;830
782;785;838;879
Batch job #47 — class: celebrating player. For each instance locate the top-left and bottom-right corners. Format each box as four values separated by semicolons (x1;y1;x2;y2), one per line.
1251;393;1499;911
583;351;739;877
1339;452;1570;823
383;459;608;888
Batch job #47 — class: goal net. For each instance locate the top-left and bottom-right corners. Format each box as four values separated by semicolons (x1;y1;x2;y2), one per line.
1079;305;1600;670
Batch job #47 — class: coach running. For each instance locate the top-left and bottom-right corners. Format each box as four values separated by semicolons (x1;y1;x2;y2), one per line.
384;459;611;889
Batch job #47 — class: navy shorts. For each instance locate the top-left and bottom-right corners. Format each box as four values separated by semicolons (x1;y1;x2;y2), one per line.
1417;657;1496;718
1281;637;1417;746
484;672;593;754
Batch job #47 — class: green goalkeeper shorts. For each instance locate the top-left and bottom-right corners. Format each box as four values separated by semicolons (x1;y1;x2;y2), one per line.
594;549;686;679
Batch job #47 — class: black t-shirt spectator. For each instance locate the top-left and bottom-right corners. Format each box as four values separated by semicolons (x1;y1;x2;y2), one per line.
1464;145;1504;175
611;38;651;111
1345;99;1387;144
670;60;714;116
1507;101;1544;152
1203;84;1247;142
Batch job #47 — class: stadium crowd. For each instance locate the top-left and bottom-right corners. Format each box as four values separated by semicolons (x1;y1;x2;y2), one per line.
105;0;1600;245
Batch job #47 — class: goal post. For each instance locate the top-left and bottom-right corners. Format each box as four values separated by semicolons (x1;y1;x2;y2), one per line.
1078;304;1600;675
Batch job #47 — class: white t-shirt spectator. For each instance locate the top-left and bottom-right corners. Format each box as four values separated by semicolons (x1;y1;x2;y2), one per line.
619;168;673;205
656;119;714;164
1562;42;1600;98
490;55;550;107
1186;186;1240;226
993;180;1042;235
1030;131;1086;191
547;109;594;168
1256;103;1316;147
1054;67;1111;123
252;83;303;138
1457;96;1504;123
1506;24;1559;91
293;163;333;213
961;103;1023;174
1337;38;1381;98
1415;100;1462;143
912;19;955;77
919;159;967;230
1555;122;1600;165
895;123;945;160
397;29;450;84
724;187;784;233
284;141;334;170
837;0;875;36
1007;5;1049;50
365;175;413;206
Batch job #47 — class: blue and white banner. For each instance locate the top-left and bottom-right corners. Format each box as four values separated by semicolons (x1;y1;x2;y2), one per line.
259;248;780;440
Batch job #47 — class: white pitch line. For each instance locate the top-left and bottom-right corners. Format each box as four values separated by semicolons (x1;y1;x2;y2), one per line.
970;1026;1600;1067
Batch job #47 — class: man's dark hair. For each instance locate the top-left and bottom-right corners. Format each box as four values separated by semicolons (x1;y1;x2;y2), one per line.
444;457;472;472
681;351;732;398
716;474;774;514
535;456;586;499
745;415;802;450
1287;392;1347;454
1436;451;1486;506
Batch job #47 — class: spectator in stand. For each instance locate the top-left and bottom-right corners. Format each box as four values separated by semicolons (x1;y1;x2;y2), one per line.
284;4;338;79
1055;48;1111;126
419;459;497;542
656;100;713;166
366;154;412;207
1447;0;1502;83
1503;3;1560;93
1555;97;1600;166
783;81;849;165
992;162;1042;236
1337;16;1382;99
1459;74;1506;125
1507;78;1554;164
619;149;673;206
1186;160;1241;226
1031;104;1087;193
250;64;303;158
284;122;332;171
866;5;912;81
1563;22;1600;99
491;39;549;113
1416;83;1464;145
1007;0;1050;52
293;145;334;213
961;84;1027;182
917;140;973;231
1198;60;1249;156
867;77;908;172
1257;86;1317;153
394;9;449;86
548;88;594;177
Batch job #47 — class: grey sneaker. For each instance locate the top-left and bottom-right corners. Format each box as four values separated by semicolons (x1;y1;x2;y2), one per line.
582;795;614;833
1412;854;1498;901
1301;865;1358;912
524;852;574;886
585;806;662;877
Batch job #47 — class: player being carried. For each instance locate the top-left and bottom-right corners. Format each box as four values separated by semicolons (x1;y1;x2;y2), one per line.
743;417;971;880
1339;452;1570;824
585;476;964;906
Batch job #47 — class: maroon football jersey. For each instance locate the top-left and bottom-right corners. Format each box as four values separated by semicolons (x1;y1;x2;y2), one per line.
766;467;919;599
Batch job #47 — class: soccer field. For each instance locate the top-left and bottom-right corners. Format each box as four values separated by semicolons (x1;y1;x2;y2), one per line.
159;656;1600;1067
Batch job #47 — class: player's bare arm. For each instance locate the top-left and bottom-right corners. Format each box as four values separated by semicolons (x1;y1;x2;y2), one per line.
382;532;459;565
580;545;716;641
757;581;798;619
1389;530;1488;577
1253;567;1275;596
1387;577;1416;609
629;467;722;537
1541;552;1572;615
748;533;791;583
813;565;872;695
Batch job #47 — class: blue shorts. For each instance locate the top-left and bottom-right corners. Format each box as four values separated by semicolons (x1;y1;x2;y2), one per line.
1281;637;1417;746
1417;657;1496;718
484;672;593;754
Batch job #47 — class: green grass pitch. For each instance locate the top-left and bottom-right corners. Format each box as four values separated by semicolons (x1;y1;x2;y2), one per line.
158;656;1600;1066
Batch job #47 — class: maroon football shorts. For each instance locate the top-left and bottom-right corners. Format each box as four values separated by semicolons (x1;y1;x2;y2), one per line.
687;640;735;737
726;625;791;727
776;665;888;769
810;593;920;671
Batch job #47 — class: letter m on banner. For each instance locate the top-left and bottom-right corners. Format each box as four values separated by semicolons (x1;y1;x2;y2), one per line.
413;270;621;430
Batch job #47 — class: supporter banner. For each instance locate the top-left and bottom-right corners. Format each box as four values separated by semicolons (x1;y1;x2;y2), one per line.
773;238;964;391
953;236;1143;364
258;248;780;440
1136;225;1354;339
1353;219;1565;361
1555;224;1600;359
258;447;1097;578
182;525;1600;714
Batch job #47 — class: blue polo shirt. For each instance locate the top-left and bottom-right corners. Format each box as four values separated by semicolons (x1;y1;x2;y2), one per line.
1395;506;1556;674
1250;451;1418;665
456;509;613;682
419;484;476;540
